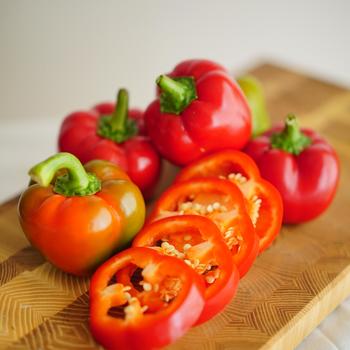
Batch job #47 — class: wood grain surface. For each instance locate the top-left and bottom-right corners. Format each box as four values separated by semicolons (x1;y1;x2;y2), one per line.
1;63;350;350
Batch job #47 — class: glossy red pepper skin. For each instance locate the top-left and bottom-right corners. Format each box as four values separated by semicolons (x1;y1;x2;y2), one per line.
144;59;252;166
245;126;339;223
58;105;161;200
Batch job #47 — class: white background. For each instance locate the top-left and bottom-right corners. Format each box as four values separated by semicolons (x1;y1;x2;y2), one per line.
1;1;350;349
1;0;350;201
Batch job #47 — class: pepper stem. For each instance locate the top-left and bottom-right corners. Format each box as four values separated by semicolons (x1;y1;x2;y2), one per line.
271;114;311;155
29;153;101;196
109;88;129;132
157;75;187;103
97;88;137;143
157;75;197;115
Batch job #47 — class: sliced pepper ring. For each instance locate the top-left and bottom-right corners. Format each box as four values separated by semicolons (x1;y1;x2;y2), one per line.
90;247;205;350
132;215;240;324
175;150;283;252
148;178;259;277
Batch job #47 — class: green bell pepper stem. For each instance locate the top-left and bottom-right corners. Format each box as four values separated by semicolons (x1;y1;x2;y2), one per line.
285;115;302;140
109;88;129;132
271;114;311;155
29;153;101;196
156;75;197;115
97;88;137;143
157;75;187;105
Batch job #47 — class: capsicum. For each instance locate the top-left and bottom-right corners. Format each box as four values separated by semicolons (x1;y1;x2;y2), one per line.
58;89;161;199
144;59;252;166
132;215;239;324
18;153;145;275
237;75;270;137
90;247;205;350
244;114;339;223
147;178;259;277
175;150;283;252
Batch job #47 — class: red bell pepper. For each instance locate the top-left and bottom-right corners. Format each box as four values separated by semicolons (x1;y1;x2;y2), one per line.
144;59;252;166
245;115;339;223
89;247;205;350
132;215;239;324
148;178;259;277
175;150;283;253
18;153;145;276
58;89;161;199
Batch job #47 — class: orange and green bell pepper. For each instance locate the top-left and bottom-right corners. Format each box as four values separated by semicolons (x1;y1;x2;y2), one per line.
18;152;145;276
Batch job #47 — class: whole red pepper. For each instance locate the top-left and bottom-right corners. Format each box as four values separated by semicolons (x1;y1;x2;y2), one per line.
245;115;339;223
58;89;161;199
144;59;252;166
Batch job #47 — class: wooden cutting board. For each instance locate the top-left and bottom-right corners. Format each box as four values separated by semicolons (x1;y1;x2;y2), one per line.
1;63;350;350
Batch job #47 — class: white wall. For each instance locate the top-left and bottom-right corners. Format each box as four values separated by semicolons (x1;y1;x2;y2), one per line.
0;0;349;200
1;0;350;123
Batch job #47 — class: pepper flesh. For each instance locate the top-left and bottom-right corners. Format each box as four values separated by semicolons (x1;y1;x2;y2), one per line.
147;178;259;277
132;215;239;324
18;154;145;275
175;150;283;252
244;115;339;223
144;59;252;166
89;247;205;350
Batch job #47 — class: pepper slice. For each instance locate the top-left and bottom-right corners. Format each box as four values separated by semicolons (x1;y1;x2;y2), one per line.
89;247;205;350
132;215;239;324
175;150;283;253
148;178;259;277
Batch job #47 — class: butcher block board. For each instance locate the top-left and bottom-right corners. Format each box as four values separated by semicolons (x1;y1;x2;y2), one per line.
1;63;350;350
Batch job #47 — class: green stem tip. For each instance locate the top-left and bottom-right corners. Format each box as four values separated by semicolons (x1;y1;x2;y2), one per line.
97;88;137;143
110;88;129;132
29;152;101;196
271;114;311;155
157;75;197;115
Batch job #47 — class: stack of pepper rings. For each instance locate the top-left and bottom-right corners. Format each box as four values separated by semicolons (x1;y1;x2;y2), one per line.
88;147;284;349
18;59;339;350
